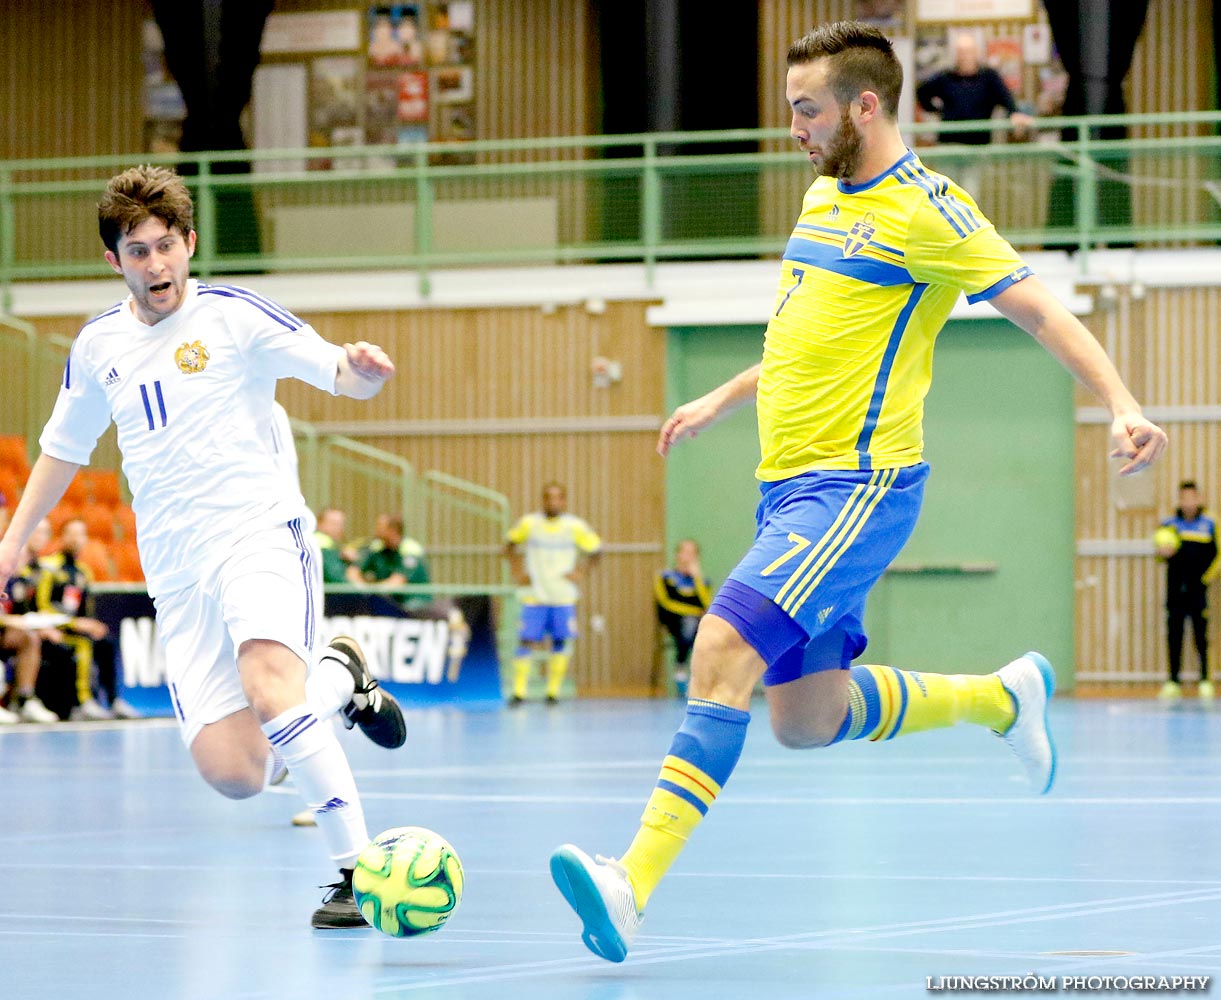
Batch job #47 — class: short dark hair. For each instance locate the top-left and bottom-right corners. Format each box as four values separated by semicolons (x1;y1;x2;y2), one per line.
787;20;903;117
378;513;404;534
1180;480;1199;492
98;165;195;254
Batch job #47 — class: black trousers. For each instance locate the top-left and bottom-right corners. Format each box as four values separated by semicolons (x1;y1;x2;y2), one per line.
659;613;700;667
1167;596;1209;683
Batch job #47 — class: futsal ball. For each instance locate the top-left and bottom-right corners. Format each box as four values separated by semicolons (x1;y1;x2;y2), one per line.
353;826;464;938
1154;526;1181;559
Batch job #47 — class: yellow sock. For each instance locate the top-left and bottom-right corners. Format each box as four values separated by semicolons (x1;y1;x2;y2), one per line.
545;652;569;698
620;754;722;909
841;665;1015;742
512;655;532;698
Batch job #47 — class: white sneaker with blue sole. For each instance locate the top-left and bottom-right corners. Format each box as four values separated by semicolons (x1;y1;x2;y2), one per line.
550;844;641;963
996;651;1057;794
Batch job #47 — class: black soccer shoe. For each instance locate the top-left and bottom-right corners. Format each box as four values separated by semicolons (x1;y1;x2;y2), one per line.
323;636;407;750
311;869;367;929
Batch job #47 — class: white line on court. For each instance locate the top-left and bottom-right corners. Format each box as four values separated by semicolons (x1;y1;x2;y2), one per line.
267;787;1221;806
354;886;1221;993
2;860;1220;892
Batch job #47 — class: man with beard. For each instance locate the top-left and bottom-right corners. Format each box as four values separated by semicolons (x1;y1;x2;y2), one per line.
549;20;1167;963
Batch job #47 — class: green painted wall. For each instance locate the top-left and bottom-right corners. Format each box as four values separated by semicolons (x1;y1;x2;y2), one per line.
665;318;1077;688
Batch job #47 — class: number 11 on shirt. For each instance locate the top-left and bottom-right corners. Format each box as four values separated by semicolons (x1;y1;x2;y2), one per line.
139;380;168;431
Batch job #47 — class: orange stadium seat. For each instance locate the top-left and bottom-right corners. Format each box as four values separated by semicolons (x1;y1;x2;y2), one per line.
82;469;122;506
0;436;29;476
81;505;115;542
79;539;117;582
113;541;144;583
0;470;19;507
61;473;89;506
113;505;137;542
47;503;82;535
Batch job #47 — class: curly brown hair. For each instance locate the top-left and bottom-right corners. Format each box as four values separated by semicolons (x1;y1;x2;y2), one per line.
787;21;902;117
97;165;195;253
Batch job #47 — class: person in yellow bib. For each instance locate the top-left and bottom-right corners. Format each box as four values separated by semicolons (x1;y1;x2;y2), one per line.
549;20;1168;963
503;483;601;705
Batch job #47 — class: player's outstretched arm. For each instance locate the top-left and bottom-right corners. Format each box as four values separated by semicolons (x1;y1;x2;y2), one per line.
657;363;761;457
336;341;396;400
0;454;81;597
989;276;1167;476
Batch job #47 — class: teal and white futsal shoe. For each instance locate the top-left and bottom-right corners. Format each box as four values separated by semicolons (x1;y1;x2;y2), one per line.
996;652;1058;794
550;844;642;963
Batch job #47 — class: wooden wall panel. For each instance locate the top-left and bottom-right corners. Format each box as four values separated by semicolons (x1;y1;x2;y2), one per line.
1;2;1214;265
2;0;596;265
1125;1;1217;240
362;431;665;694
276;300;667;695
757;1;855;242
1075;285;1221;686
755;0;1218;248
0;3;143;162
1129;0;1214;117
0;0;593;260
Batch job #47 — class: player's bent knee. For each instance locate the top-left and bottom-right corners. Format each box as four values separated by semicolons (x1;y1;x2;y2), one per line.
691;614;757;666
197;760;264;800
688;618;767;707
770;717;838;750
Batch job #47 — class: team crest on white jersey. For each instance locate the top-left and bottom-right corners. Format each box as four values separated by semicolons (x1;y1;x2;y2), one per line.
174;341;210;374
843;212;876;258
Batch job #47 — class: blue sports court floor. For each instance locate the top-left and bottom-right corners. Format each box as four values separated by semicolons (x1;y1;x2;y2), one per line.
2;696;1219;999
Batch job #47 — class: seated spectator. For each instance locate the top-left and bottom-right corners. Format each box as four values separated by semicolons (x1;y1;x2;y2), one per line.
353;513;429;589
314;507;359;584
654;538;712;697
38;518;139;720
0;626;57;723
1;519;68;723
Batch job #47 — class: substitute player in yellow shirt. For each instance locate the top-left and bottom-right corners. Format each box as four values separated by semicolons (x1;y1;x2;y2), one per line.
504;482;601;704
550;20;1167;962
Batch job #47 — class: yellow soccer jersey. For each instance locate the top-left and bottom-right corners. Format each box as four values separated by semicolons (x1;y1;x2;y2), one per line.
757;149;1032;480
506;512;601;605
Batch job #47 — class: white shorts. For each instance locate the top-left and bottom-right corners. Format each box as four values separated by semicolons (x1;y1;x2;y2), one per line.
155;519;322;747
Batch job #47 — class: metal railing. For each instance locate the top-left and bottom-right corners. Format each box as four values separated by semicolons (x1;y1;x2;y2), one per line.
1;110;1218;307
288;424;515;666
289;420;511;590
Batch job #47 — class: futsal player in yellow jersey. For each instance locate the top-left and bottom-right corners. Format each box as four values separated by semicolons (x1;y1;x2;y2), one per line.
503;483;601;704
550;21;1167;963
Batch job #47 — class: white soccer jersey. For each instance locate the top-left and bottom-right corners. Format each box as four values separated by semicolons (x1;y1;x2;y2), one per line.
40;280;343;597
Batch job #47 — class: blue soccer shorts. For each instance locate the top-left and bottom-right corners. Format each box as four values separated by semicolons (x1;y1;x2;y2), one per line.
708;463;928;686
519;603;578;646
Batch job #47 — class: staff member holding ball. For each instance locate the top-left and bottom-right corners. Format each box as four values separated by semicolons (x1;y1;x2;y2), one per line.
1155;480;1219;703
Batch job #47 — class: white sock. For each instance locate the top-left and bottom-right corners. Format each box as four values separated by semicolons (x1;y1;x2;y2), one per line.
305;651;356;721
261;704;368;866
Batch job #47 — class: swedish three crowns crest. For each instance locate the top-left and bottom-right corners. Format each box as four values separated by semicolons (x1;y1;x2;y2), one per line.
175;341;210;374
843;212;876;258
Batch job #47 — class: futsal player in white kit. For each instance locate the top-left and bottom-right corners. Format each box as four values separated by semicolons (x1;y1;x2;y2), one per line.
0;165;404;928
